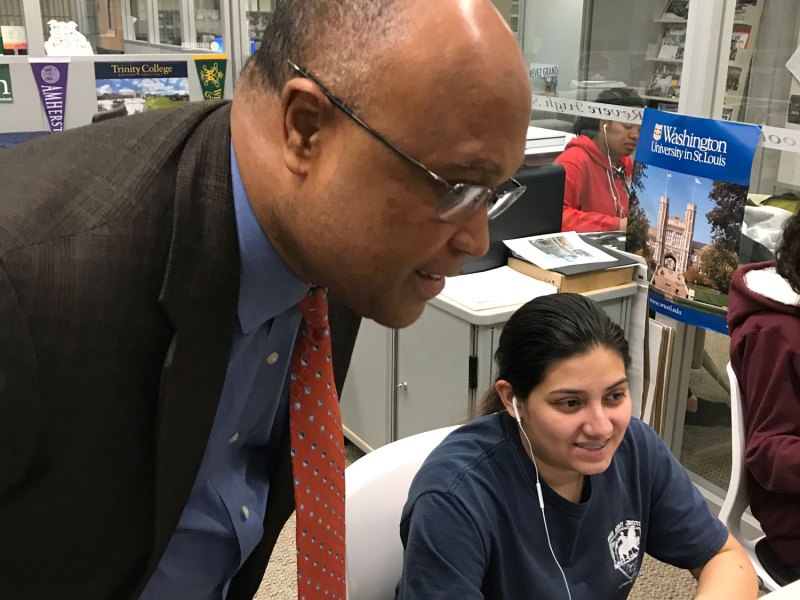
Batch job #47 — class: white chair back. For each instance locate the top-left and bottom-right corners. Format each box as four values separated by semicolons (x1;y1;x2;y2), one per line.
344;426;459;600
719;362;779;591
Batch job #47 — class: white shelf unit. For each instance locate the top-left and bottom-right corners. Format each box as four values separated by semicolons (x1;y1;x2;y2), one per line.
723;1;764;122
640;6;686;109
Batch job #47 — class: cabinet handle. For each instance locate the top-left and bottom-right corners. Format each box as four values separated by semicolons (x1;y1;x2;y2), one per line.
396;381;408;391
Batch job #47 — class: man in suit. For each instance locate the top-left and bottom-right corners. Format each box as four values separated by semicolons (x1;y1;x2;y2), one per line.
0;0;531;597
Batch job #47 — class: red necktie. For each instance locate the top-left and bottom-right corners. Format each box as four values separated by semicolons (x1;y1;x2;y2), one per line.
290;287;346;599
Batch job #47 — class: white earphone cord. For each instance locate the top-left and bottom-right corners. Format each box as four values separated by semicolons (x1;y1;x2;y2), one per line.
518;423;573;600
602;123;626;219
512;397;572;600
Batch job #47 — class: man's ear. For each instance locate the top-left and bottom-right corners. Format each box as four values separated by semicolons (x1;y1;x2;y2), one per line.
495;379;517;419
280;78;332;176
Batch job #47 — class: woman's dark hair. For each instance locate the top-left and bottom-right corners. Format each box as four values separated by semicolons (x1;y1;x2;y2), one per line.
776;209;800;294
478;293;631;416
572;87;645;137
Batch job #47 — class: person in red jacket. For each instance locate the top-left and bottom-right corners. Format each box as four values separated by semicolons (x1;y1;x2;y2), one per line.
555;88;644;233
728;209;800;584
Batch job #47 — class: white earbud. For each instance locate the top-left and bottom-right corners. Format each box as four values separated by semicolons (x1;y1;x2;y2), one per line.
603;122;608;134
512;396;521;423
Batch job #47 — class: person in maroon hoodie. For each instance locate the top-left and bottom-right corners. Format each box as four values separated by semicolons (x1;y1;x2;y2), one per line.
555;88;644;233
728;209;800;583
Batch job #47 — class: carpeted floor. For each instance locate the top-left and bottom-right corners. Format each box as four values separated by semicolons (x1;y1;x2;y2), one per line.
681;329;733;491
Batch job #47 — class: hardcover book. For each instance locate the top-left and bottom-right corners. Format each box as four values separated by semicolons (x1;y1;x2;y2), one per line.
507;257;635;294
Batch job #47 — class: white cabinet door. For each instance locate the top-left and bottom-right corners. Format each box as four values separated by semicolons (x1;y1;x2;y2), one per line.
394;306;474;441
340;319;394;452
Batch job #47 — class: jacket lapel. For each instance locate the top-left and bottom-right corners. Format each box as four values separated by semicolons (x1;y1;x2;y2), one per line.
151;102;240;573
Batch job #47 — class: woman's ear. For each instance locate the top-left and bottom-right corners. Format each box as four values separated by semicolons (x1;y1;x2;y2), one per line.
495;380;517;419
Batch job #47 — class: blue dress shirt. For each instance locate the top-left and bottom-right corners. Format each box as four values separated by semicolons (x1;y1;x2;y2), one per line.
140;145;309;599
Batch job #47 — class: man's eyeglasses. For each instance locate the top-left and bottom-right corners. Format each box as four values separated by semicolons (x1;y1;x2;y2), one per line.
287;60;526;222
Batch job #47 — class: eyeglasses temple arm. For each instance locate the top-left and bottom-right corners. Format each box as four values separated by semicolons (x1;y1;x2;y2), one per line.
286;60;454;191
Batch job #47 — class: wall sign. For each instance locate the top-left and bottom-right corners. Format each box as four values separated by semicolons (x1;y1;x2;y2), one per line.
0;64;13;103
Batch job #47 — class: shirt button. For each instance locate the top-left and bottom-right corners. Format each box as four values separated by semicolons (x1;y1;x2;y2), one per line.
241;505;250;520
229;432;239;444
266;352;280;365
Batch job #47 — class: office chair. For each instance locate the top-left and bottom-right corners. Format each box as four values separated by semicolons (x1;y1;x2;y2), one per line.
344;425;459;600
718;363;781;591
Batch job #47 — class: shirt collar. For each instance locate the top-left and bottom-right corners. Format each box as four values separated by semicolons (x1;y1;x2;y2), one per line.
231;144;310;333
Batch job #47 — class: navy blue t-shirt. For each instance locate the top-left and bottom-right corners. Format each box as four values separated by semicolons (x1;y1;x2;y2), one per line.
396;414;727;599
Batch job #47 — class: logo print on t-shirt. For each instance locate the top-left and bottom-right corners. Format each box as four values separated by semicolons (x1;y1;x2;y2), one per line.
607;520;641;580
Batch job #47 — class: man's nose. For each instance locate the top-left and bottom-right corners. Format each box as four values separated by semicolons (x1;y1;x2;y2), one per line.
449;208;490;258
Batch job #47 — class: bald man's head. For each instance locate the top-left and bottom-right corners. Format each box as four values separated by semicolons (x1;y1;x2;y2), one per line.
242;0;527;109
233;0;532;328
245;0;406;108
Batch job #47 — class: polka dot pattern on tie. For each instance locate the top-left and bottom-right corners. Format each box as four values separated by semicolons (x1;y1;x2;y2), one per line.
290;287;346;600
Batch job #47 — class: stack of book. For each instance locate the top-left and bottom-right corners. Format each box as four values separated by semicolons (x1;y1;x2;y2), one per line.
504;232;637;294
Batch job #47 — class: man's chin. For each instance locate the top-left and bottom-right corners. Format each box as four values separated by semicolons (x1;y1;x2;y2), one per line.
364;298;428;329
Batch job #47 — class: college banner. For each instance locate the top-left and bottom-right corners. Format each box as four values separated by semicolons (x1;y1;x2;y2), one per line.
625;108;761;334
193;54;227;100
0;63;13;103
30;58;69;133
94;61;189;119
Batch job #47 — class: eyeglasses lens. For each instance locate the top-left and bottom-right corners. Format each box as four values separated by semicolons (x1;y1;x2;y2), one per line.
487;186;526;219
437;185;495;221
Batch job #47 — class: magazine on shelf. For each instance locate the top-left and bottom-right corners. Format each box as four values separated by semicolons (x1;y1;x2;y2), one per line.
729;24;751;61
734;0;759;19
658;26;686;60
726;67;742;92
661;0;689;20
657;101;679;113
645;65;681;98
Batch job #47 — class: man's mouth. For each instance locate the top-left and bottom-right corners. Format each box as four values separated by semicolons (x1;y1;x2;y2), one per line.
416;270;445;281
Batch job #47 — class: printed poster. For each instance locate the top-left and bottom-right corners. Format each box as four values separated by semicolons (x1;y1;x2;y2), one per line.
193;54;227;100
94;61;189;119
0;63;13;103
624;108;761;334
30;58;69;133
1;25;27;54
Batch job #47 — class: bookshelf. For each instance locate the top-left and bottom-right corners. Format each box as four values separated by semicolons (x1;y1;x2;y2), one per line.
723;0;764;121
640;0;763;119
640;1;687;110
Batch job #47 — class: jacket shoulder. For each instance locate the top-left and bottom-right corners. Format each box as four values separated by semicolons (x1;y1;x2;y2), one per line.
0;102;232;255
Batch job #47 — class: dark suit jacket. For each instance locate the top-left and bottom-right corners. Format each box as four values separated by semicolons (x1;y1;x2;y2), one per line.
0;101;360;599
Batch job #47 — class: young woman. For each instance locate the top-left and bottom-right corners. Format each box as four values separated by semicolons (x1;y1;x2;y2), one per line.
396;294;757;600
555;88;643;233
728;209;800;583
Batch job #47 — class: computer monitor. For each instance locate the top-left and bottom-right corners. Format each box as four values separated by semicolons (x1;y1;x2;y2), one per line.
461;162;565;274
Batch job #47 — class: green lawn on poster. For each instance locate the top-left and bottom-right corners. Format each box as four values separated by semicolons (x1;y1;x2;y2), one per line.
145;97;185;110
